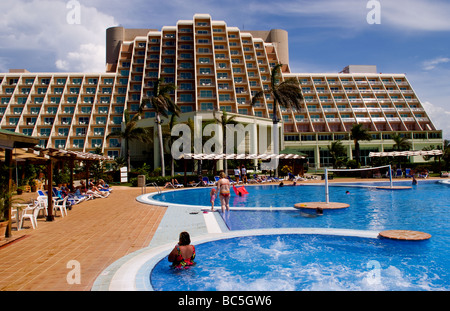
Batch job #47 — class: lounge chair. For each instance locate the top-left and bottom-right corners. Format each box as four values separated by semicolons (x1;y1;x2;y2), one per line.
202;177;215;186
395;169;403;178
405;168;413;178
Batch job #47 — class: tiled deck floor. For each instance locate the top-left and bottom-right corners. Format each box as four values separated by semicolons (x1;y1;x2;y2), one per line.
0;187;166;291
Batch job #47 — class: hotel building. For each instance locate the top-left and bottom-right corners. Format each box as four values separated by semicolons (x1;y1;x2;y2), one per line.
0;14;443;169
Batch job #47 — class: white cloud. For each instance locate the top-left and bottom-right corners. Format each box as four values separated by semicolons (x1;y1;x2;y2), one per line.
422;57;450;71
422;101;450;139
0;0;117;72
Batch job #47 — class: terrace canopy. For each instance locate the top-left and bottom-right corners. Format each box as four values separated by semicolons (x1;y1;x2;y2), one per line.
1;132;109;237
369;150;443;157
180;153;306;160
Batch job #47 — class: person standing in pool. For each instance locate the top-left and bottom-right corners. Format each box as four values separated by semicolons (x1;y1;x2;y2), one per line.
217;171;231;213
168;231;196;269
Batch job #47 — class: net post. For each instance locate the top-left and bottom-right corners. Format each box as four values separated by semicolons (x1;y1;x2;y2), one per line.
325;168;329;204
388;164;393;188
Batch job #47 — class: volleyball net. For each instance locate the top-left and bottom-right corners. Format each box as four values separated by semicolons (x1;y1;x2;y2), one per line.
323;165;393;203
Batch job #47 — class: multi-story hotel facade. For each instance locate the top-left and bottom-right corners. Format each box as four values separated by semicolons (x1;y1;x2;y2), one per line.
0;14;443;170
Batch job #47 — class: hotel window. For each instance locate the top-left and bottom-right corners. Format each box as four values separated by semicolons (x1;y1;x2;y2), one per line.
21;88;30;94
180;72;192;79
114;106;124;114
198;48;210;53
99;107;109;114
109;138;120;147
67;97;77;104
217;72;228;79
55;140;66;148
219;94;230;101
34;97;44;104
201;102;214;111
112;117;122;125
13;107;23;114
44;117;54;125
220;106;232;112
61;117;71;125
72;78;82;84
58;128;69;136
22;128;33;136
180;83;193;90
38;140;48;148
237;97;246;104
180;53;193;59
37;88;47;94
63;107;74;114
180;94;193;102
180;106;193;113
255;111;263;117
200;90;213;98
93;128;105;136
180;62;192;69
81;107;91;114
199;68;211;75
25;78;35;85
100;97;110;104
78;117;89;125
70;87;80;94
9;117;19;125
47;107;58;114
73;139;84;148
76;128;87;136
238;108;248;115
40;128;51;136
107;151;119;159
92;139;102;148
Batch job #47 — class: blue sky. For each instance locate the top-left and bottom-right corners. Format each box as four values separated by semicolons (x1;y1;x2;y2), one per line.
1;0;449;140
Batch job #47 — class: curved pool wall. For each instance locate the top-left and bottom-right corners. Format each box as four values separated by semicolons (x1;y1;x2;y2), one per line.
92;228;380;291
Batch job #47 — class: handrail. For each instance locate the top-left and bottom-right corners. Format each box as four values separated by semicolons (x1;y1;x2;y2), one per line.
146;182;162;194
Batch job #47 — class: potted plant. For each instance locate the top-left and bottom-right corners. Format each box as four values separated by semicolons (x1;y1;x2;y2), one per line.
0;189;11;241
30;179;37;192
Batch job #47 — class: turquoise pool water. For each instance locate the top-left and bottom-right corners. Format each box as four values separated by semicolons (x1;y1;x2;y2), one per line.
151;234;449;291
150;180;450;291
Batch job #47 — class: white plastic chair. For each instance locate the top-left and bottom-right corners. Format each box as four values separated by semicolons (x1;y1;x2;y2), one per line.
54;196;68;218
19;201;40;229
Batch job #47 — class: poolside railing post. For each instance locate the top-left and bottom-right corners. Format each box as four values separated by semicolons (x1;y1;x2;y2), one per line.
325;168;329;204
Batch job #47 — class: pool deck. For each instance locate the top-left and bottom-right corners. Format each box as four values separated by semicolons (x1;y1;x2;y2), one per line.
0;176;442;291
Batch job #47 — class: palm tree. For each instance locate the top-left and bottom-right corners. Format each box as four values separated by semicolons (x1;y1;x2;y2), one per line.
106;106;152;174
391;133;412;169
213;110;239;174
392;133;412;151
328;140;347;169
162;114;179;176
143;78;180;177
350;123;372;167
251;63;304;174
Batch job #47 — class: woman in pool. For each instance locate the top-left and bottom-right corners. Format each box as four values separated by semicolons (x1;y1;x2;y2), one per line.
217;171;231;212
168;231;196;269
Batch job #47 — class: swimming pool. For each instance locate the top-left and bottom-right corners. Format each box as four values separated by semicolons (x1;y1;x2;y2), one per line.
146;180;450;290
96;179;450;291
150;233;449;291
